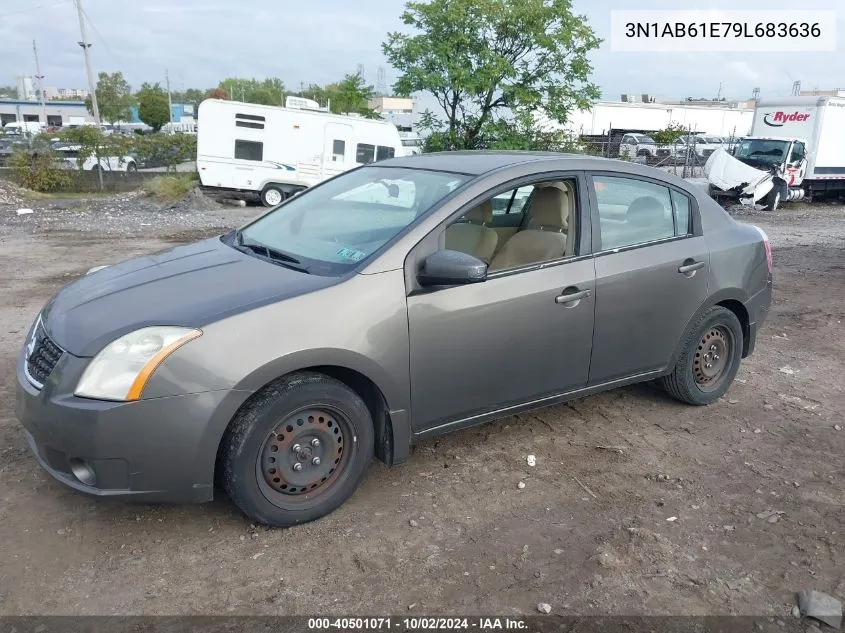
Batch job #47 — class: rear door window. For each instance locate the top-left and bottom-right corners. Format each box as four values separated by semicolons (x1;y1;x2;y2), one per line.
592;175;675;250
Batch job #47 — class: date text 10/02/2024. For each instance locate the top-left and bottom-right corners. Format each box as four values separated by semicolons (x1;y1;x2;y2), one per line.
308;617;529;630
624;22;822;39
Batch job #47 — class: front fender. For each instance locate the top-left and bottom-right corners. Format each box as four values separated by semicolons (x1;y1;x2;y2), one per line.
232;347;407;414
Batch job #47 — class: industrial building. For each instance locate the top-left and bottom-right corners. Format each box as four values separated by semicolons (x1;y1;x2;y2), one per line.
0;98;94;128
369;96;416;133
536;95;756;137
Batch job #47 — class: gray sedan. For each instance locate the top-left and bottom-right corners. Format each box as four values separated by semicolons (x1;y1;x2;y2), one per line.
15;152;773;526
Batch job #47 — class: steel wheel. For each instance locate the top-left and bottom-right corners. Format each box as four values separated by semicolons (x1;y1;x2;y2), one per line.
692;325;733;391
256;406;353;506
262;187;283;206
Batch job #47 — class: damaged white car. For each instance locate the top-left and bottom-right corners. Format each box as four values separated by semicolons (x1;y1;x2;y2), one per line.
704;137;807;211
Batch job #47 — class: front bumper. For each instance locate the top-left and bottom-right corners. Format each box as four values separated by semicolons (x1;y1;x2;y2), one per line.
15;348;246;504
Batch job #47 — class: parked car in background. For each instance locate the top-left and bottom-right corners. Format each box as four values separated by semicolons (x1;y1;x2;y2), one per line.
52;143;137;172
2;121;43;135
16;151;773;527
618;133;658;159
678;134;725;161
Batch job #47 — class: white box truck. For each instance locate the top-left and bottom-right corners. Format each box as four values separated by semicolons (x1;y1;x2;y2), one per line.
705;96;845;209
196;98;405;206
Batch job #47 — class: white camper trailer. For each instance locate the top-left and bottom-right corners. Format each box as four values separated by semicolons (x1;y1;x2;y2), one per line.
196;98;405;206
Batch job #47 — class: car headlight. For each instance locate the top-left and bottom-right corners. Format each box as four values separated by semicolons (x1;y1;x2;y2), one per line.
75;326;202;401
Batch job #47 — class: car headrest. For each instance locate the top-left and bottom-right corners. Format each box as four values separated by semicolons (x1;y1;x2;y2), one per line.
532;187;568;231
627;196;666;226
465;200;493;225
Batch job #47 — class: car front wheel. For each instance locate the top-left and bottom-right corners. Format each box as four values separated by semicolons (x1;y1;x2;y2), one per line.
660;306;743;405
220;372;374;527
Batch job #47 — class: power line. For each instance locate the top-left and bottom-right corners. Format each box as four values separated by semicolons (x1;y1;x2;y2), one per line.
0;0;70;18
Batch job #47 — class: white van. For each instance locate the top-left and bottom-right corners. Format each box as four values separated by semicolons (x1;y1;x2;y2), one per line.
3;121;43;135
196;98;405;206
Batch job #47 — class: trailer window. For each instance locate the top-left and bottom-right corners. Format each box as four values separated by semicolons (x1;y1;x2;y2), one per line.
376;146;395;161
356;144;375;164
332;139;346;158
235;140;263;162
235;113;265;130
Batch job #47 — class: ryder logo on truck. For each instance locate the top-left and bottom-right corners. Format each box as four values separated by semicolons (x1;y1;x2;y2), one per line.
763;111;811;127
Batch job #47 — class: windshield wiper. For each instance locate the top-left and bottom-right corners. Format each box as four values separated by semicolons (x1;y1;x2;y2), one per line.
234;230;309;272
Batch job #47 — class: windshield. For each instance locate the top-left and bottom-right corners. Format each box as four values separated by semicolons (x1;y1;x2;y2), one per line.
235;166;468;275
634;135;655;144
734;139;790;165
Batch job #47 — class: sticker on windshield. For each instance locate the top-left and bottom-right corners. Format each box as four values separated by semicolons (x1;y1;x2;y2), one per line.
336;247;366;262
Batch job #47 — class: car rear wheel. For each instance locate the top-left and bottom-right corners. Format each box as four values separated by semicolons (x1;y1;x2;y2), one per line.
260;184;285;207
220;372;374;527
660;306;743;406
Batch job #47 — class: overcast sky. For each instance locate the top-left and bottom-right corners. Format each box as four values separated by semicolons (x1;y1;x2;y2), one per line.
1;0;843;104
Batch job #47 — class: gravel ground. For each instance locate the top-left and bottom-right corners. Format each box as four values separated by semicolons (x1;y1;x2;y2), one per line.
0;184;843;618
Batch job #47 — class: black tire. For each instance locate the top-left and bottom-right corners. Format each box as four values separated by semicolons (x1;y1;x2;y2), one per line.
220;372;374;527
126;162;137;173
660;306;743;406
260;184;285;207
763;187;781;211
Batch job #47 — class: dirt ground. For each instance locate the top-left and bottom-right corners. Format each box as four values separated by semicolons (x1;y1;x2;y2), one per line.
0;189;842;617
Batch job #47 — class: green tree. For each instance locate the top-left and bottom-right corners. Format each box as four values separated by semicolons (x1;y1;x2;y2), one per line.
383;0;601;150
8;143;71;192
132;133;197;172
651;122;687;145
137;83;171;132
218;77;285;105
0;85;17;99
330;73;379;117
171;88;205;104
87;71;134;124
59;126;133;189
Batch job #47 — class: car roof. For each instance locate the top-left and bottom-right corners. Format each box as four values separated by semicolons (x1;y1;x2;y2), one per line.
377;150;621;176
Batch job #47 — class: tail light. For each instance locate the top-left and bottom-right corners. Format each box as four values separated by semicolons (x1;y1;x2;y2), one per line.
752;226;773;273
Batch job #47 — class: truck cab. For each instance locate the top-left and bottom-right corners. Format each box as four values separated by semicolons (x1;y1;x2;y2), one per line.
705;136;808;210
731;136;809;186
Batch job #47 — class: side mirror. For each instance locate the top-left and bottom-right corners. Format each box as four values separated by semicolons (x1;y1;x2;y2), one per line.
417;249;487;286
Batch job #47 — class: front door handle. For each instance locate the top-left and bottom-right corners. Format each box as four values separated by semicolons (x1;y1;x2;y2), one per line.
678;260;705;274
555;288;592;306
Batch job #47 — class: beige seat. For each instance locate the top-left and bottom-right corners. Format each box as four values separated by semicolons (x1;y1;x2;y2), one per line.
489;187;569;271
444;201;498;263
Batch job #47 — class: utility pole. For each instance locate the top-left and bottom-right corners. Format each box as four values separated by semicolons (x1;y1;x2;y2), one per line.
165;68;173;132
75;0;100;125
32;40;47;126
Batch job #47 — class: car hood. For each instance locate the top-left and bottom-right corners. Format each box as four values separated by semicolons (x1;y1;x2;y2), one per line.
41;236;340;357
705;148;772;190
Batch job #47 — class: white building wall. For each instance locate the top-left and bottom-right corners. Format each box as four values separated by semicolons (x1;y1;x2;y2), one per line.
537;101;755;137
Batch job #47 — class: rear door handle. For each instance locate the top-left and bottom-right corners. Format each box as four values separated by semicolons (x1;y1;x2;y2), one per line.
678;261;705;274
555;288;592;306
